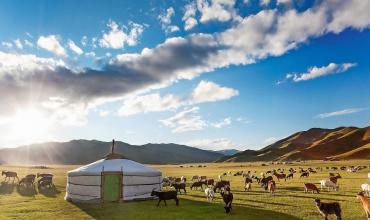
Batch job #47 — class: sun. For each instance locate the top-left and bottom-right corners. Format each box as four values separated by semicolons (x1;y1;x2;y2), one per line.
11;108;49;141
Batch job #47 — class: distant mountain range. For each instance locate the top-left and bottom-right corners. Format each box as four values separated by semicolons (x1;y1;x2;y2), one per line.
0;140;223;165
214;149;240;156
218;126;370;162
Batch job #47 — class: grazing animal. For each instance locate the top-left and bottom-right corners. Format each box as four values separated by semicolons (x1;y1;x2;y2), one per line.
273;172;286;182
320;180;339;191
361;184;370;196
19;174;36;187
38;177;54;189
357;191;370;219
191;175;199;182
300;172;309;178
190;181;205;190
2;171;19;182
268;180;276;195
37;173;53;178
220;186;233;214
245;182;252;191
151;190;179;206
304;183;320;193
170;182;186;194
214;180;230;192
286;173;293;179
180;176;186;183
206;179;214;186
329;174;342;184
314;199;342;220
260;176;273;190
204;187;215;202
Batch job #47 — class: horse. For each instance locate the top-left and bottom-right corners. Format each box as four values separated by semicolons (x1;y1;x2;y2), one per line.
2;171;19;183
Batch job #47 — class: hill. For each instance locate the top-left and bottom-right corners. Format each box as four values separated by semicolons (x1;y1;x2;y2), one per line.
218;126;370;162
0;140;223;165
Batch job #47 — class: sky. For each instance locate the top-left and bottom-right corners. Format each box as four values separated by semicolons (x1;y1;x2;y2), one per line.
0;0;369;151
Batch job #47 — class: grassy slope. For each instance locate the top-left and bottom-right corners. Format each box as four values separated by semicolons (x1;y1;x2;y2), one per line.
0;160;369;220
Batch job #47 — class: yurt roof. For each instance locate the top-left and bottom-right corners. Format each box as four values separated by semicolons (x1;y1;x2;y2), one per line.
68;158;161;177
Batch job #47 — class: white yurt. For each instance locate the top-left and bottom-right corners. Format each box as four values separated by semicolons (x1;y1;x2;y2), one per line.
65;140;162;203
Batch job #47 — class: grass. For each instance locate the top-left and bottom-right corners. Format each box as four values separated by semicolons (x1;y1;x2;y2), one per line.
0;160;369;220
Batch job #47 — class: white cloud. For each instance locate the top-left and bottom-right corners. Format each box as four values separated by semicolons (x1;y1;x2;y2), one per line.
99;110;111;117
1;41;13;48
286;62;357;82
68;40;83;55
159;107;207;133
182;138;236;150
37;35;67;57
99;20;144;49
316;108;364;118
158;7;180;33
14;39;23;49
211;117;231;128
85;51;96;57
277;0;291;5
182;2;198;31
197;0;240;23
118;93;182;116
260;0;271;6
81;36;88;46
236;117;252;124
24;40;33;47
191;80;239;103
118;80;238;116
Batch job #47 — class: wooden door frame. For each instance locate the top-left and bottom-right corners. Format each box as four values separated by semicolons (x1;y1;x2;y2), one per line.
101;171;123;202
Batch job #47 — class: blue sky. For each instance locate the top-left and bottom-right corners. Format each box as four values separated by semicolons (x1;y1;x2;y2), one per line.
0;0;369;150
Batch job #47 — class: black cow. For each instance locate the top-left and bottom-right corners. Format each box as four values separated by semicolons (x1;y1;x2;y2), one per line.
151;190;179;206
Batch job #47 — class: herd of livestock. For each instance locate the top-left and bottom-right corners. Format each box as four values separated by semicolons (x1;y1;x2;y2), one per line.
1;171;55;191
157;165;370;219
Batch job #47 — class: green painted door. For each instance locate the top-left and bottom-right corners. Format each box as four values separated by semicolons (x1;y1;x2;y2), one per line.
103;174;121;202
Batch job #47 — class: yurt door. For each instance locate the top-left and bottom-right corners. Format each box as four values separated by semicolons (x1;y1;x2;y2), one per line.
102;172;122;202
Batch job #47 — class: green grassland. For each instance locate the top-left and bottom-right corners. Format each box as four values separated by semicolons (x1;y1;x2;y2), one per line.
1;160;369;220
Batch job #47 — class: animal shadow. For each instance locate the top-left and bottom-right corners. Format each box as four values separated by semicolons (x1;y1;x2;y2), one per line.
17;185;37;196
0;181;15;194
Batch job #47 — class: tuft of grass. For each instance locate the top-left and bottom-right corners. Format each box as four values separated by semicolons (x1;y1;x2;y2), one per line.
0;160;369;219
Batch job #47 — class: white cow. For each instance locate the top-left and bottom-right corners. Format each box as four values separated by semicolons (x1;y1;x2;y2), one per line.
205;187;215;202
361;183;370;196
320;180;339;191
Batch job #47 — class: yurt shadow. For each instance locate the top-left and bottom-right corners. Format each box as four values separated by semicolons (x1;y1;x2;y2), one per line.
72;198;301;220
0;181;15;194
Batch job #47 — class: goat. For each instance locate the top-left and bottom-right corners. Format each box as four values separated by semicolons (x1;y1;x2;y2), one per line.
273;172;286;182
151;190;179;206
268;180;276;195
357;191;370;219
260;176;273;190
220;186;233;214
304;183;320;193
170;182;186;194
361;184;370;196
204;187;215;202
2;171;19;182
286;173;294;179
314;199;342;220
214;180;230;192
300;172;309;178
320;180;339;191
190;181;205;190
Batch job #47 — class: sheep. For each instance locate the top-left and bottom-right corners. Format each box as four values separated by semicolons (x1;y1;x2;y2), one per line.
304;183;320;193
220;186;233;214
357;191;370;219
314;199;342;220
204;187;215;202
151;190;179;206
214;180;230;192
361;184;370;196
320;180;339;191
